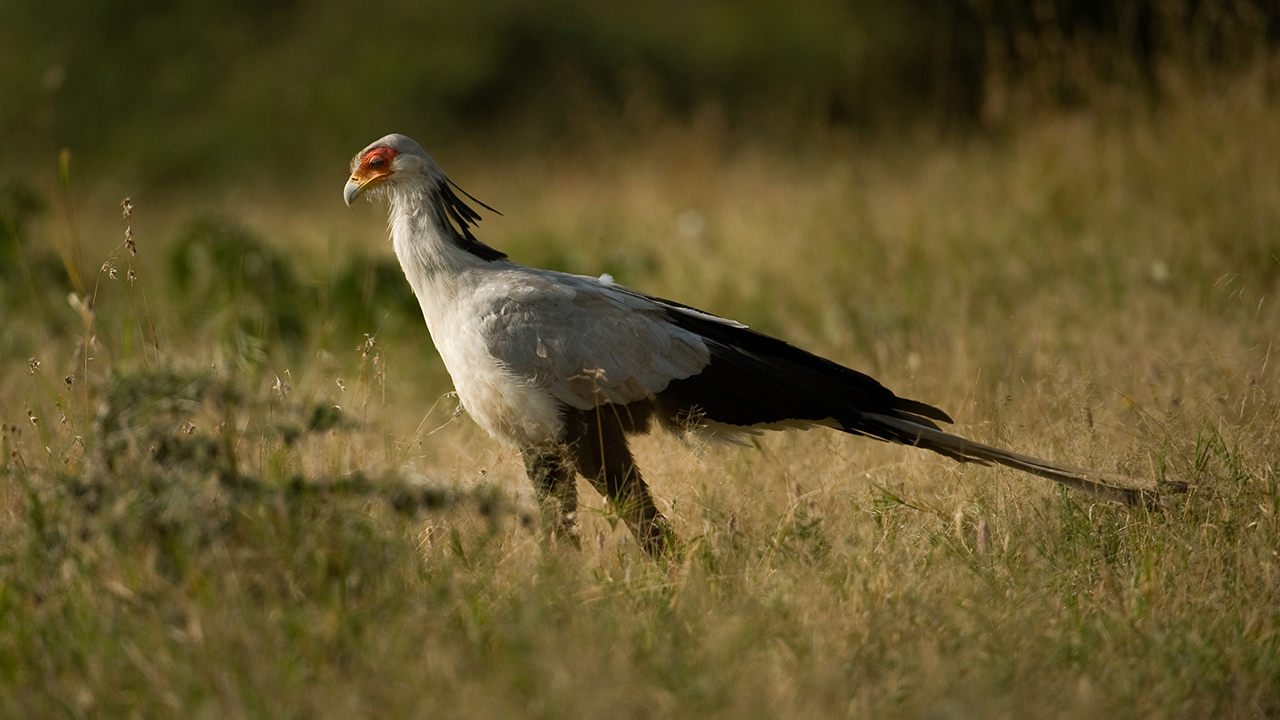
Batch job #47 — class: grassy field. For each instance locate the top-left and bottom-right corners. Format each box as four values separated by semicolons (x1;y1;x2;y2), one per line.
2;71;1279;717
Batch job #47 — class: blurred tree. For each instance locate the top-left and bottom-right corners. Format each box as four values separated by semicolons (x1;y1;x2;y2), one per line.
0;0;1274;186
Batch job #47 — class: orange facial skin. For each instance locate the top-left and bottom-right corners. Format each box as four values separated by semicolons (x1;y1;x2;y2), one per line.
350;146;400;186
344;146;401;206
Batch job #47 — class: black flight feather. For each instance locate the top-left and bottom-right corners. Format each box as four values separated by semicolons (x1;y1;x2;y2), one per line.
652;301;953;433
647;298;1158;505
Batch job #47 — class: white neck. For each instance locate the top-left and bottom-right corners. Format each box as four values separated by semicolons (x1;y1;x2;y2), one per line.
386;184;500;328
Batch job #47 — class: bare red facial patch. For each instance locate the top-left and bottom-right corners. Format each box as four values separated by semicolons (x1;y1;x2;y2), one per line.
361;146;400;172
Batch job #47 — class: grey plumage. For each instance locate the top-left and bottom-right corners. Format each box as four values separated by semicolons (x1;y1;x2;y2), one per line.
478;272;711;409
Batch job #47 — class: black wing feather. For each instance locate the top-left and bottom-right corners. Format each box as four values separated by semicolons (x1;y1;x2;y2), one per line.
653;303;953;437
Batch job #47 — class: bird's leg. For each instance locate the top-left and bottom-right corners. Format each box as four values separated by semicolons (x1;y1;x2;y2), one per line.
522;448;581;548
569;406;676;558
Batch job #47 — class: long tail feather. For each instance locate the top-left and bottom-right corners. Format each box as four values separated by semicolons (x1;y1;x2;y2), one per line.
864;413;1165;508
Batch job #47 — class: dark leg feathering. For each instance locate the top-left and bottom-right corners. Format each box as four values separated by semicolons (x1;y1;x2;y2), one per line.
524;403;673;556
523;450;581;547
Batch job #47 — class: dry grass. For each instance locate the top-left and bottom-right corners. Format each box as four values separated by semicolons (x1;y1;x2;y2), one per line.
2;70;1279;718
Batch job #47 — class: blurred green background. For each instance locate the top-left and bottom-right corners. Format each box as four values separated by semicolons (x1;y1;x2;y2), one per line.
3;0;1276;187
2;0;1277;371
3;5;1280;716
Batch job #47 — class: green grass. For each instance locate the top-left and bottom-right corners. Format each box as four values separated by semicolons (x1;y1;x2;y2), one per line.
2;70;1279;718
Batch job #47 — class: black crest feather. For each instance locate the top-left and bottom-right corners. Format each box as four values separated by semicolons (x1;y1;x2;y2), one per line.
431;183;507;262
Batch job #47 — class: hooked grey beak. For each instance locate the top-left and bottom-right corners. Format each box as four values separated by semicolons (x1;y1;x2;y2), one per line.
343;177;364;207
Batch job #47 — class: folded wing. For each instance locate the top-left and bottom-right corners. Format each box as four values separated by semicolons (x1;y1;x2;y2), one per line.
478;269;950;437
479;271;712;410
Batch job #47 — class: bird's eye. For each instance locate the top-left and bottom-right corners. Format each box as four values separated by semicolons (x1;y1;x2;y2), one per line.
369;156;386;169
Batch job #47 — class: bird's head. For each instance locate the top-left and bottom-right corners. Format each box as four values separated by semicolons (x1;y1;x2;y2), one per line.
344;133;438;206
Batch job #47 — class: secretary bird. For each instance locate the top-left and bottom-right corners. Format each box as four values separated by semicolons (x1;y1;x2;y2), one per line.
344;133;1157;556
